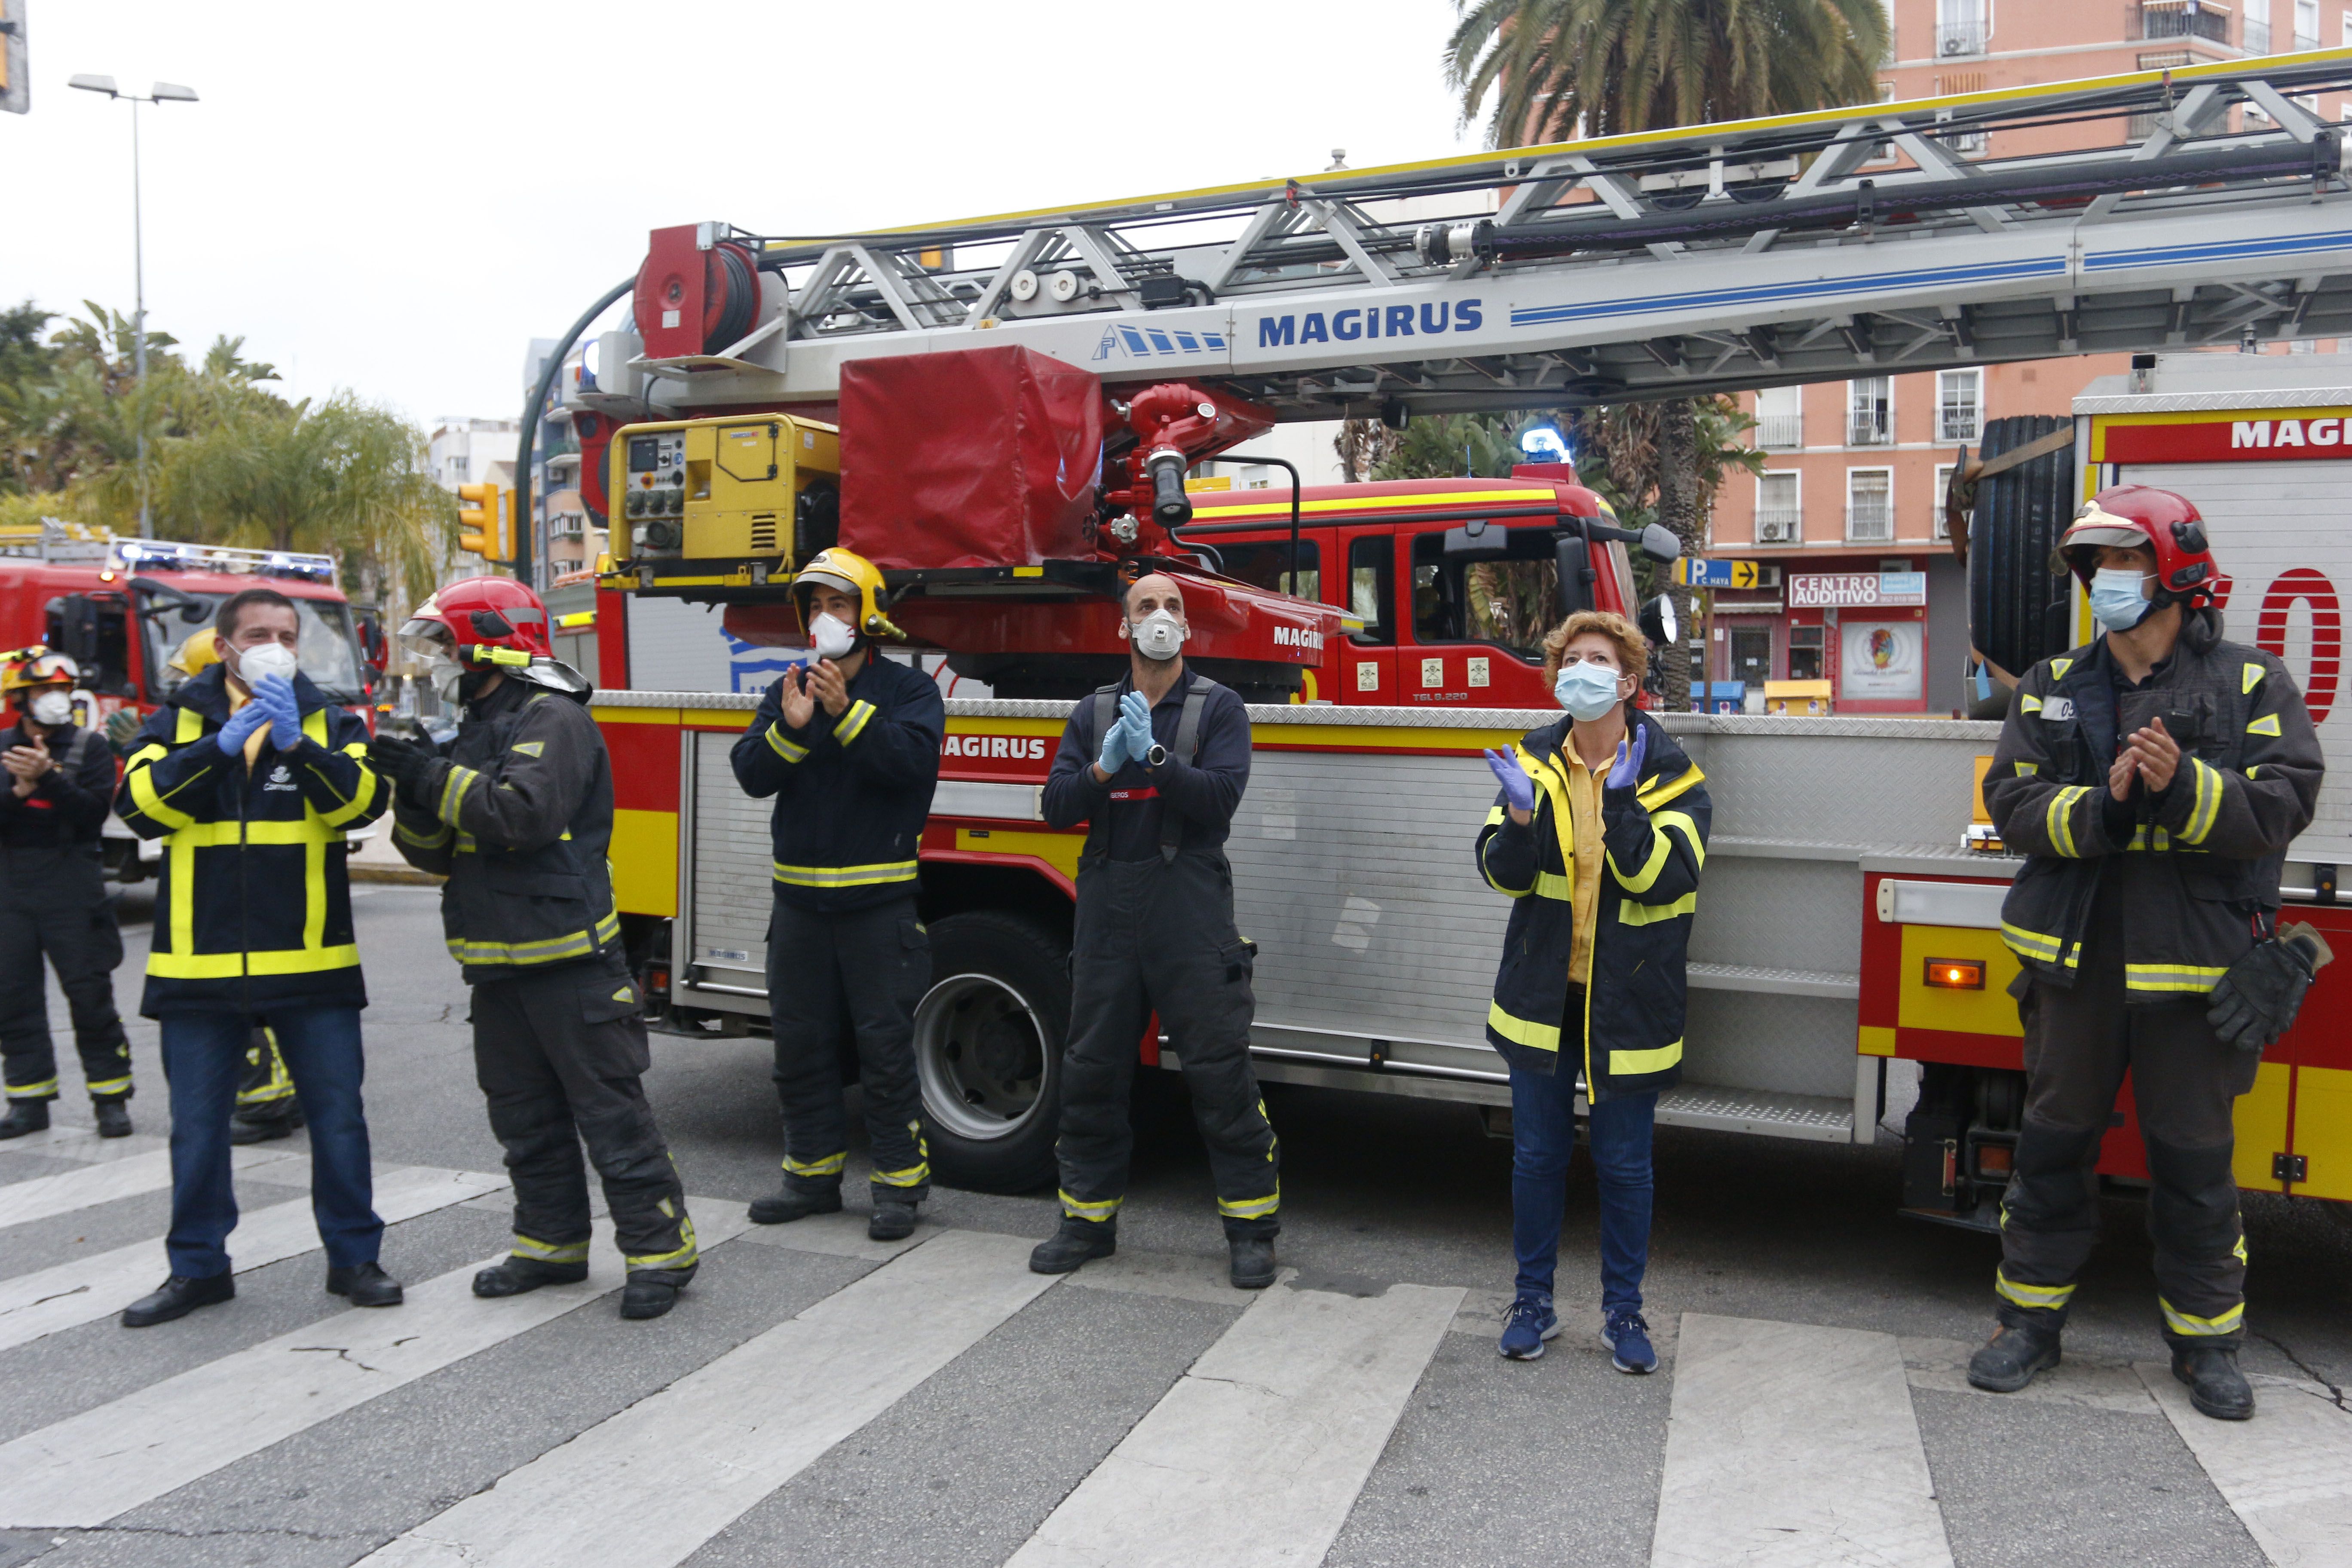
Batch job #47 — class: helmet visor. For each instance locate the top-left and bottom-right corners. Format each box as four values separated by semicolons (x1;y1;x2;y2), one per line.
398;617;457;664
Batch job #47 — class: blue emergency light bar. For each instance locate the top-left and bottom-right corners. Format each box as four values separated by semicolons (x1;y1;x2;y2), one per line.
112;539;337;584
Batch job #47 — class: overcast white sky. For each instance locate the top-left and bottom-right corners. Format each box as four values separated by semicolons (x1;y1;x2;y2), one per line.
9;2;1479;428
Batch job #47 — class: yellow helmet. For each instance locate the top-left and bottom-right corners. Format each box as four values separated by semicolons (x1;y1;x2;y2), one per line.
168;629;224;677
1;647;79;695
791;547;903;641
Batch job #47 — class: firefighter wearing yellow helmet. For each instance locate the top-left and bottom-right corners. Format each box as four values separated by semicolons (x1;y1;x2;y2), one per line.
730;548;943;1241
0;649;135;1139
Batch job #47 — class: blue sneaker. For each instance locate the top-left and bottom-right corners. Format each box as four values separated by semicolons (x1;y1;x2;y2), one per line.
1602;1308;1657;1374
1498;1293;1561;1360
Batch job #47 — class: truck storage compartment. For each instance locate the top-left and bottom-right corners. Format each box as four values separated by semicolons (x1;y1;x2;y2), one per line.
838;345;1105;570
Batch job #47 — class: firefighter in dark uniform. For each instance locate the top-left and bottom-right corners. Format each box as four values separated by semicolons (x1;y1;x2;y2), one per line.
1972;487;2324;1421
732;548;944;1243
370;577;701;1321
1029;570;1281;1290
0;649;133;1139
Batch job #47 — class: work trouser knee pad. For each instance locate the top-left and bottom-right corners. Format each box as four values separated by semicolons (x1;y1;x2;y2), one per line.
2002;1121;2105;1232
2142;1136;2242;1258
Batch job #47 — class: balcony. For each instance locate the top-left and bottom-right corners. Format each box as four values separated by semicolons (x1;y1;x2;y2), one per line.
2132;1;2230;43
1847;413;1892;446
1845;501;1895;543
1756;413;1804;449
1935;21;1986;56
2246;15;2272;51
1937;409;1981;443
2296;33;2323;52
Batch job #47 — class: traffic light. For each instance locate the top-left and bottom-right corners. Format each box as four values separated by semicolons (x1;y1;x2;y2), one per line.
2;1;27;117
457;483;512;564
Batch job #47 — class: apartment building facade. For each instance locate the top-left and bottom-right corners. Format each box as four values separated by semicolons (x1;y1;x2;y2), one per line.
1707;0;2350;714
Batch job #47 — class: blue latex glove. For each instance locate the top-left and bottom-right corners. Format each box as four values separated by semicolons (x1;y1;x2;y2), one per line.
1118;690;1155;763
1483;747;1534;815
1097;710;1138;774
216;702;269;757
253;674;304;750
1607;724;1649;791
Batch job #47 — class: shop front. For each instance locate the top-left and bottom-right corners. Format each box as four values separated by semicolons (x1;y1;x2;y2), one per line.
1706;562;1947;715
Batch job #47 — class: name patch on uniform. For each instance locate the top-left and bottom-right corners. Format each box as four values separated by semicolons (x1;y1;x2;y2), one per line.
1109;787;1160;801
2041;697;2075;721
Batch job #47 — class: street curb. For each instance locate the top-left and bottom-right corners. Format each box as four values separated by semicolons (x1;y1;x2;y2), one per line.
350;865;445;887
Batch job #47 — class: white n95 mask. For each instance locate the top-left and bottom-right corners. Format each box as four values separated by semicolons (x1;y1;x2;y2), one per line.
236;642;300;686
810;612;858;661
1130;610;1185;662
28;691;72;727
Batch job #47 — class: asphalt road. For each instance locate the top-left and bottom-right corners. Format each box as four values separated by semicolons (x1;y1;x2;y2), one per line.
0;882;2345;1568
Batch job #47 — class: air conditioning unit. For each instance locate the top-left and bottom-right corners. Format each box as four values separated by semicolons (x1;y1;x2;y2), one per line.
1758;519;1799;544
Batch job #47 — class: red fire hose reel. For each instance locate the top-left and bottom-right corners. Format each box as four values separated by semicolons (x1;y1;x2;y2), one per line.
634;225;761;360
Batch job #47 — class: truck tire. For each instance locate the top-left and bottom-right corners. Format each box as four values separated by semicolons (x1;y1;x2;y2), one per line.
915;911;1069;1194
1966;414;2078;679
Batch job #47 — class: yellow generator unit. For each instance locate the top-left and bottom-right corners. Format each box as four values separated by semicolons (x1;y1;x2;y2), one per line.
612;413;839;568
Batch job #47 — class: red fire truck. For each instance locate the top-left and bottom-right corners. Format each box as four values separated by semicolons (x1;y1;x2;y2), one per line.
0;521;380;880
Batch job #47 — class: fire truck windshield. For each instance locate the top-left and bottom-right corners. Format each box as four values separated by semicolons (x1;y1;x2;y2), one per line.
139;590;370;704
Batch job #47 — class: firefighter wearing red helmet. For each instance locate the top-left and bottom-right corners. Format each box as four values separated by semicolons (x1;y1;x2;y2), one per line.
0;649;134;1141
1971;484;2325;1421
371;576;701;1321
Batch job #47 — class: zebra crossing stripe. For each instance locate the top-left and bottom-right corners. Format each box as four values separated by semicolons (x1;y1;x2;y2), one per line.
1651;1314;1954;1568
2137;1363;2352;1565
0;1146;299;1231
0;1123;173;1164
353;1229;1057;1568
0;1200;753;1529
0;1164;508;1354
1003;1279;1464;1568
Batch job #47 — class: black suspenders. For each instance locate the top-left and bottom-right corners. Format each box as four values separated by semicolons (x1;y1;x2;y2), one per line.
1082;676;1218;864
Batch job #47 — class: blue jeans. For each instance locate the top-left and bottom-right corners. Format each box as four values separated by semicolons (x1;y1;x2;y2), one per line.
159;1007;383;1277
1510;1062;1655;1312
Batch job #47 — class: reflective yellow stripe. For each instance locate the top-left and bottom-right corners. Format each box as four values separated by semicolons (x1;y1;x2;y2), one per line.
2049;658;2073;679
125;743;168;767
175;707;205;742
1533;870;1573;901
148;944;361;979
5;1078;58;1099
2159;1296;2243;1336
2125;824;2174;852
1060;1190;1123;1222
2247;712;2282;737
2243;662;2265;695
2020;693;2044;714
834;699;876;746
2125;962;2230;994
2046;785;2090;858
1635;762;1705;812
395;819;453;848
447;910;622;968
85;1075;133;1096
437;764;480;828
625;1216;699;1272
2178;757;2223;845
2014;760;2038;776
1218;1187;1281;1220
1618;891;1698;925
770;859;918;888
1609;808;1702;893
2001;922;2064;961
301;709;328;746
765;724;808;763
126;756;203;831
873;1163;931;1188
315;746;382;828
1609;1039;1682;1076
1487;998;1561;1053
1995;1268;2077;1311
511;1234;591;1264
158;818;340;848
784;1152;846;1178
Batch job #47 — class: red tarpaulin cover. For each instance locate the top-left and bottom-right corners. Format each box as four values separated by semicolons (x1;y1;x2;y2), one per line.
838;346;1104;569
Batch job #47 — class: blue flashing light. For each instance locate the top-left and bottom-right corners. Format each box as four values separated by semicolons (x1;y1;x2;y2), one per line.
1519;424;1569;462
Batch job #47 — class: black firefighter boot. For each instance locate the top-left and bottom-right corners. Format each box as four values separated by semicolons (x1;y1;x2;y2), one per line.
2172;1343;2256;1421
621;1263;698;1320
1967;1320;2064;1393
1228;1231;1279;1291
472;1256;591;1298
869;1200;919;1243
0;1099;50;1139
231;1095;306;1145
1029;1217;1117;1275
749;1180;842;1225
92;1096;133;1139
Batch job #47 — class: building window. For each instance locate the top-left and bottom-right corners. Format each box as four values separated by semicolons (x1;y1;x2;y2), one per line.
1936;0;1987;55
447;456;469;482
2296;0;2321;48
1847;468;1895;543
2247;6;2272;51
1936;368;1982;442
1730;625;1773;690
2135;0;2230;40
1755;385;1803;449
1848;377;1893;446
1756;471;1802;543
1932;463;1958;540
1788;624;1826;681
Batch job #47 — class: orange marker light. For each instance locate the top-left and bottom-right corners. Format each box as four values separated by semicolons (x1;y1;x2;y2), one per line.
1976;1143;2014;1176
1924;958;1986;990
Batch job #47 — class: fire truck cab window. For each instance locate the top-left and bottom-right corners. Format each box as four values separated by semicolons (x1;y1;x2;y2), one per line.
1408;529;1560;661
1347;536;1392;645
1227;539;1320;602
44;594;134;698
137;590;371;704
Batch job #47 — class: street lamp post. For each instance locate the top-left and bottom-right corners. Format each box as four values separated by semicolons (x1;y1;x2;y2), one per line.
67;74;198;540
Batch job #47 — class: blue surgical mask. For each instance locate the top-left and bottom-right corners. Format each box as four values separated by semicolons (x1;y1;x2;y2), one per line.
1554;660;1625;721
2090;567;2154;632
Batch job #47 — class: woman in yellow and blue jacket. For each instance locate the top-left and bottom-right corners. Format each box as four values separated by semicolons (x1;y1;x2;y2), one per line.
1476;609;1710;1372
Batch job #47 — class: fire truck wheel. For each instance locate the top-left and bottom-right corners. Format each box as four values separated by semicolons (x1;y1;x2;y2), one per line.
914;911;1069;1194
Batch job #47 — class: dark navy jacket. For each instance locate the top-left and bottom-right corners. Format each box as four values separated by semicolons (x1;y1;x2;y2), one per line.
1042;668;1250;862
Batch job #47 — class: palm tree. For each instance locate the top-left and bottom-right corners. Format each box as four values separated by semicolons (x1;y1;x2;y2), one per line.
1446;0;1887;704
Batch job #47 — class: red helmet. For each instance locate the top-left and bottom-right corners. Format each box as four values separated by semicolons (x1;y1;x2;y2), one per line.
399;576;582;695
2055;485;2226;608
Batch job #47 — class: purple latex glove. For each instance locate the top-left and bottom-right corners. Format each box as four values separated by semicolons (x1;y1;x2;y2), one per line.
1606;724;1648;790
1483;747;1535;814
